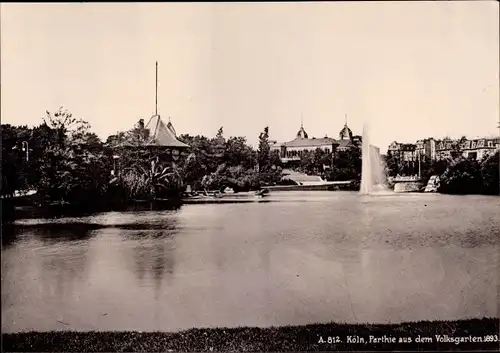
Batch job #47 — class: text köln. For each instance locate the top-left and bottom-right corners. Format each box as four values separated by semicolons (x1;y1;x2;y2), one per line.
319;335;440;344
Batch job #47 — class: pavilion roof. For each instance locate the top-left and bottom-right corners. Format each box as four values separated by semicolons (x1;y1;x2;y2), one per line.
143;115;189;148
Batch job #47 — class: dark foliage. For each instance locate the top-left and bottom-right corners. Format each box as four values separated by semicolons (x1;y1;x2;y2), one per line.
439;157;484;195
480;150;499;195
325;147;362;182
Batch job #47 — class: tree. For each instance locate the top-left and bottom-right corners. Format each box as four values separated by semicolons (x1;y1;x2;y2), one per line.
79;132;103;147
299;150;315;175
258;126;271;171
450;136;467;160
224;136;256;169
212;126;226;164
31;108;112;205
216;126;224;140
269;149;282;169
326;147;362;181
419;158;448;186
43;107;91;147
181;153;205;190
178;134;219;175
1;124;33;196
256;126;283;185
125;119;150;146
119;159;183;200
480;150;499;195
105;131;128;147
385;150;402;177
439;157;483;194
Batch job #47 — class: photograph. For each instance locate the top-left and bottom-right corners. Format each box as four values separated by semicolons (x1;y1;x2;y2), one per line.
1;1;499;352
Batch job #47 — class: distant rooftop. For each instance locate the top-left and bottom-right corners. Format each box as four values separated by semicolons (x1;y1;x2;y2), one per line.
283;136;338;148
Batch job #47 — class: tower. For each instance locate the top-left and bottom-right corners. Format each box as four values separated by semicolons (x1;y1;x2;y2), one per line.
339;114;353;140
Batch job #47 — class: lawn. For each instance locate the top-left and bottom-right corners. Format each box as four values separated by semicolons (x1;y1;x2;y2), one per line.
2;318;499;352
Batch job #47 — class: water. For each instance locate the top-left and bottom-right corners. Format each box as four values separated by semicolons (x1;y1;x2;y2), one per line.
360;122;388;195
2;191;499;333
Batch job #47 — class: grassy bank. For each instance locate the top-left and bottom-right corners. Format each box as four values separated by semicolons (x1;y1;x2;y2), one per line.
2;318;499;352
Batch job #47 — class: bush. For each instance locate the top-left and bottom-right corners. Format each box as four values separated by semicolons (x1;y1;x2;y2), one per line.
113;160;184;200
439;157;484;195
480;150;499;195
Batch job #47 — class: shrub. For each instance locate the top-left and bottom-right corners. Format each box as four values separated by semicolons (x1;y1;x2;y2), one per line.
439;157;484;195
480;150;499;195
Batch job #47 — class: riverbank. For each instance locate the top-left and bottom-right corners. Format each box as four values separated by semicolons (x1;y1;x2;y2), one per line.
2;318;498;352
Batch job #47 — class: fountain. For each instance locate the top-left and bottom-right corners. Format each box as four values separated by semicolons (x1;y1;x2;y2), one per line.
359;122;388;195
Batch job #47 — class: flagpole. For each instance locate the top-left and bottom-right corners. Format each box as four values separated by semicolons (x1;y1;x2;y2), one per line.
155;61;158;116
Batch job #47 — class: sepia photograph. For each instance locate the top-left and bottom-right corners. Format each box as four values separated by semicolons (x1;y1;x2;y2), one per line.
1;1;499;352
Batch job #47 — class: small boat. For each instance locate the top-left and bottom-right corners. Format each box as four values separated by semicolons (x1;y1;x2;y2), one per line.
255;188;270;197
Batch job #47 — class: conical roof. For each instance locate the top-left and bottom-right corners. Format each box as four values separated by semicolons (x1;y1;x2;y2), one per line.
144;115;189;148
296;125;309;139
339;123;352;140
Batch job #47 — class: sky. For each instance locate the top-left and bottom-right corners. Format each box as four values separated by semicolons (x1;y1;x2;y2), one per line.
1;2;499;151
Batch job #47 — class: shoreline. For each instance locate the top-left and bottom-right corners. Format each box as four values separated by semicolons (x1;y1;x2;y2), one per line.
3;318;499;352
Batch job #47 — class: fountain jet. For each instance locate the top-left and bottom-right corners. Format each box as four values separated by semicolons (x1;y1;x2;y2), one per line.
360;122;388;195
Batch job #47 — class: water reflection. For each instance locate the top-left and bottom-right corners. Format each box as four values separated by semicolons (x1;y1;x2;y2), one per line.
118;217;179;289
38;241;91;309
2;225;94;331
1;225;18;248
131;233;176;288
29;224;99;243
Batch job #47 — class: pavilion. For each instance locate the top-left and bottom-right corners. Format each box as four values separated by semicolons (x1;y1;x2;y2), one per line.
142;114;190;162
111;61;190;172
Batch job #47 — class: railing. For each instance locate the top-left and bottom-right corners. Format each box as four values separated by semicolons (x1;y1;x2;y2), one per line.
393;175;422;182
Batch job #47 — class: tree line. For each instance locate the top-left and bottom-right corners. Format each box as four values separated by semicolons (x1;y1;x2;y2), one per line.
1;108;288;207
4;107;496;211
2;108;368;210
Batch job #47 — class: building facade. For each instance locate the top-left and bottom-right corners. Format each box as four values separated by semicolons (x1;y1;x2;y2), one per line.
458;137;500;160
388;141;418;161
270;120;361;164
389;136;499;162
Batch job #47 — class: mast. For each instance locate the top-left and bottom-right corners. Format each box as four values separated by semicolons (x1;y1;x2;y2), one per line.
155;61;158;116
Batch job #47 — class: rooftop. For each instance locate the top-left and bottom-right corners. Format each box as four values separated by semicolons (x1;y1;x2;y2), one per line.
144;115;189;148
337;139;354;149
283;137;338;148
339;123;353;140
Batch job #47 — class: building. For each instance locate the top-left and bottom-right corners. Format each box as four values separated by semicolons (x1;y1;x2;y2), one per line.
434;137;457;160
112;62;190;163
459;137;500;160
113;114;190;165
388;141;418;161
423;138;437;160
270;119;360;165
389;136;499;162
412;138;438;160
143;115;190;160
337;121;360;151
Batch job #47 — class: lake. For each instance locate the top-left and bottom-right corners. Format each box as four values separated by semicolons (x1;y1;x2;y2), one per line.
2;191;499;333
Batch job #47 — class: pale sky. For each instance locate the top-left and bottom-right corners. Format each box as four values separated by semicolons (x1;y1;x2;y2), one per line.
1;2;499;151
